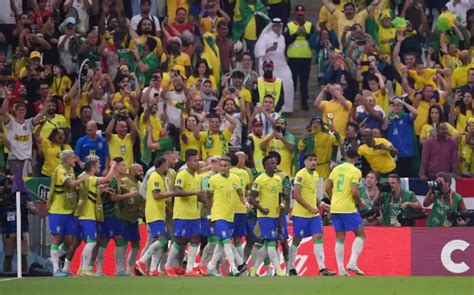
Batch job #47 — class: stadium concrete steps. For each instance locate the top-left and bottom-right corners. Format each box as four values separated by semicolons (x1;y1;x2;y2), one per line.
284;0;323;138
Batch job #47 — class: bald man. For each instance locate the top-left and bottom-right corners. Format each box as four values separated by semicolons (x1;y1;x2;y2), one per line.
74;120;110;175
452;50;473;90
105;116;138;170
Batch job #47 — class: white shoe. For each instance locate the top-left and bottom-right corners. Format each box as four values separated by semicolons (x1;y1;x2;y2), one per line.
338;270;350;276
346;263;365;276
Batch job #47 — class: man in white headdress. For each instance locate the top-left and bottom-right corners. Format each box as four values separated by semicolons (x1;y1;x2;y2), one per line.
254;18;294;113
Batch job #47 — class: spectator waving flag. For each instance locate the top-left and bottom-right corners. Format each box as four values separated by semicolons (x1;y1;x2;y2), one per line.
231;0;270;42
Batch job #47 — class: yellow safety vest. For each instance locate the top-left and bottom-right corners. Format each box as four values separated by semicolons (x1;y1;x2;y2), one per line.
286;21;312;58
257;77;283;107
249;134;265;172
268;0;285;4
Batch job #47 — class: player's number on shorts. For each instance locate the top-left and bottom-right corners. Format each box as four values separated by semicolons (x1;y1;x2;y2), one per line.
336;174;345;192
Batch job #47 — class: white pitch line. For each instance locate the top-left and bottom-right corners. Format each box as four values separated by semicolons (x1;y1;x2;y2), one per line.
0;278;21;282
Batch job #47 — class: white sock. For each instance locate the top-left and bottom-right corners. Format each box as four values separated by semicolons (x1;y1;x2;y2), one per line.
115;245;127;273
139;228;153;260
288;242;298;270
235;243;244;262
200;242;216;266
250;246;258;267
81;242;96;271
127;247;139;272
57;243;67;257
349;237;364;266
223;243;238;273
314;241;326;271
252;246;267;270
50;245;60;273
140;240;161;264
185;243;199;273
207;243;224;270
150;245;165;272
266;244;281;272
62;258;71;273
335;240;345;273
159;251;167;273
165;243;180;269
96;246;107;274
231;244;244;266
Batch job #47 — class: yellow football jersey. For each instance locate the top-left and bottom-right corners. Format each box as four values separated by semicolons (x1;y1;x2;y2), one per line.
173;169;200;220
292;168;319;218
230;167;250;214
209;173;241;222
145;171;167;223
78;176;99;220
328;162;362;213
252;173;282;218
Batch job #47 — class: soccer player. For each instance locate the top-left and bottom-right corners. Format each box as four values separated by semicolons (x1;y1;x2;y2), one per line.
96;157;129;276
47;150;83;276
197;156;221;275
326;148;366;276
249;155;285;276
206;157;250;276
75;156;116;276
164;149;207;276
229;153;250;262
287;154;335;276
108;163;144;275
267;151;291;274
136;157;175;276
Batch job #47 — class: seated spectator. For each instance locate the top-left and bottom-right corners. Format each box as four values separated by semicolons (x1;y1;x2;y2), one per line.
420;123;461;180
358;128;398;176
251;95;280;136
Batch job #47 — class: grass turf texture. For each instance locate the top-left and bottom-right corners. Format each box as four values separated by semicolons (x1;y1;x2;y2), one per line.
1;277;473;295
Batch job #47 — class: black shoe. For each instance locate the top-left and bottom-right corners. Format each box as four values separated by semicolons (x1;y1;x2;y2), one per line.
302;100;309;111
238;263;247;275
288;269;298;276
319;268;336;276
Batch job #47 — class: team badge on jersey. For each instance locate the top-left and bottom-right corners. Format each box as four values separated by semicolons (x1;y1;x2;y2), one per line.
297;177;302;182
120;145;126;153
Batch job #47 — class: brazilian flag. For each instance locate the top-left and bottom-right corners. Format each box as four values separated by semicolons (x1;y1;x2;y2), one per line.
232;0;270;42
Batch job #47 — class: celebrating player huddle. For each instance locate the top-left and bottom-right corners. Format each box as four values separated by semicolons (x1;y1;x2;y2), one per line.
46;147;366;277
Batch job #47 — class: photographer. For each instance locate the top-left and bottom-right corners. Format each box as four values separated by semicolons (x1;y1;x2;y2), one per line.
0;176;36;273
358;171;382;226
424;172;469;227
380;174;423;226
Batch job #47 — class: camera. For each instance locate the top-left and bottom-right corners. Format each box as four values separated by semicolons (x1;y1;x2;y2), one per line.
397;211;427;226
446;209;474;225
427;180;442;191
378;182;392;193
274;126;282;133
359;205;381;219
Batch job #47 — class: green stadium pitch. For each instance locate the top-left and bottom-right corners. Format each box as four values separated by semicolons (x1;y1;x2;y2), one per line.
1;277;473;295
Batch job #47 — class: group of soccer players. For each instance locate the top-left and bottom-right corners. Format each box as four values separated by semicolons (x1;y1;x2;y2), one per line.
46;147;367;277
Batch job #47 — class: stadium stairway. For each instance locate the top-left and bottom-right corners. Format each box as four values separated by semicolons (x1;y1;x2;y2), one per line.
283;0;323;138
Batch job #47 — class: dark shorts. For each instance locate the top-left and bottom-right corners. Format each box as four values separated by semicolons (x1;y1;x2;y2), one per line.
79;219;97;241
232;213;248;238
98;217;125;239
48;213;78;237
293;216;323;238
123;222;140;241
214;220;234;241
331;212;364;232
173;219;200;238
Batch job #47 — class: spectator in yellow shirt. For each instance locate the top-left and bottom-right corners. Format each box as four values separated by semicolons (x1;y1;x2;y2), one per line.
358;128;398;176
36;128;72;177
105;115;138;170
314;84;352;137
452;50;472;90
